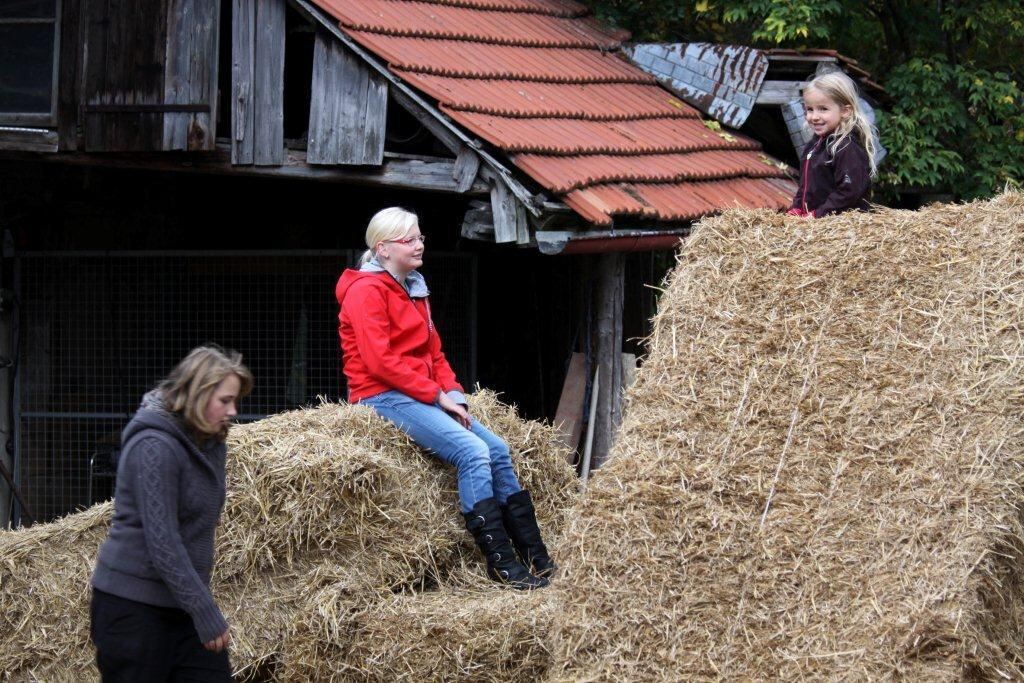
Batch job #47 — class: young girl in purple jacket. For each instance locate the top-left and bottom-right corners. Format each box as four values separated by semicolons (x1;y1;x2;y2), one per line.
788;71;878;217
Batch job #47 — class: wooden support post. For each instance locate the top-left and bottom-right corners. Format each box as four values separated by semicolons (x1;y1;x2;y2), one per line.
308;27;387;165
489;180;520;244
232;0;285;165
452;144;481;193
57;0;83;151
591;252;625;470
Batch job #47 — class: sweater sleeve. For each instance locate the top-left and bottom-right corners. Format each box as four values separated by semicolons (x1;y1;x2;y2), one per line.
789;140;813;211
814;140;871;216
135;438;228;643
345;281;445;404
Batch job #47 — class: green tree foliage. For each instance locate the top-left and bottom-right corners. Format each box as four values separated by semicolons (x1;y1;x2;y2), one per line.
587;0;1024;199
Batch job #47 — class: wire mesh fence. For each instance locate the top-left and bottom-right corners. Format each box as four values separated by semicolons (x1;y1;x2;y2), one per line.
14;250;475;524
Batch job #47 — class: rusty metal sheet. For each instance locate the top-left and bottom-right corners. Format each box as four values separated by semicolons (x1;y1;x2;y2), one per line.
624;42;768;128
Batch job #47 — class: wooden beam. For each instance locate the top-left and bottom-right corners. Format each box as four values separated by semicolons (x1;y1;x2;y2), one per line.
164;0;220;151
286;0;544;214
308;28;387;165
591;252;625;470
0;145;490;193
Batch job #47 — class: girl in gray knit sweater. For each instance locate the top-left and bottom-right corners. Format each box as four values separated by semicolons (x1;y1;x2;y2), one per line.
90;345;252;682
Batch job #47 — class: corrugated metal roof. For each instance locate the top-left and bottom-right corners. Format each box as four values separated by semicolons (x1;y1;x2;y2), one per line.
313;0;797;226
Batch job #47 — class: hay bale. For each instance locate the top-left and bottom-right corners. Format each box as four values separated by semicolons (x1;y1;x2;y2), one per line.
0;502;112;679
0;392;576;681
283;587;556;682
547;192;1024;680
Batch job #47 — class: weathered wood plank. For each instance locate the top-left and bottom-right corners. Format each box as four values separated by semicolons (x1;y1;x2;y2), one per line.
553;352;588;458
57;0;83;150
0;129;59;152
253;0;285;165
83;0;169;150
756;80;803;105
460;200;494;240
452;144;481;193
287;0;545;214
231;0;255;164
163;0;220;151
307;28;387;165
515;200;531;244
490;180;519;243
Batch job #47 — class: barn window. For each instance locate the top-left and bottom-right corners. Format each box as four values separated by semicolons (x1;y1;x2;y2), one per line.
0;0;60;126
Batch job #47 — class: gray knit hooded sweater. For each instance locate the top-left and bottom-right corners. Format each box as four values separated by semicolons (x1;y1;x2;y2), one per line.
91;391;228;642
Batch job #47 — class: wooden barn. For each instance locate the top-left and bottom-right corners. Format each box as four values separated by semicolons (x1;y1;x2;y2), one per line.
0;0;795;527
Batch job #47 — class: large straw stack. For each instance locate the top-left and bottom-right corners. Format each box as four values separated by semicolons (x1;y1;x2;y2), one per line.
0;391;576;681
548;192;1024;679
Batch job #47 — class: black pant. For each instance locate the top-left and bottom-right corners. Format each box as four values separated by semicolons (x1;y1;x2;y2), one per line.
90;588;231;682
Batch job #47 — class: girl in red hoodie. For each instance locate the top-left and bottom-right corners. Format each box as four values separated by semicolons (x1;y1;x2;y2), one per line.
787;71;877;218
336;207;553;590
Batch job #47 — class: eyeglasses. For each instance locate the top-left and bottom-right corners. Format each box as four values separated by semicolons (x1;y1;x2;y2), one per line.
384;235;426;245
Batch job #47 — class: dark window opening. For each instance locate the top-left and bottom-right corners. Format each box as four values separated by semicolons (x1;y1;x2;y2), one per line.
0;0;58;123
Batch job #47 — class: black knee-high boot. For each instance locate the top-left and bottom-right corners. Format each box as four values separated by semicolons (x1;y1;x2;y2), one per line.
501;490;557;578
463;497;548;590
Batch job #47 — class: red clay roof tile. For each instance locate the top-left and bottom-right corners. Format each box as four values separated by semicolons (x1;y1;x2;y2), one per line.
378;0;589;17
346;31;650;82
324;0;622;48
514;150;787;192
315;0;797;227
564;178;794;226
397;73;698;120
444;111;761;155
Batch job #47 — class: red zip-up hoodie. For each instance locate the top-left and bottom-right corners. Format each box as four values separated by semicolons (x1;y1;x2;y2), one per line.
335;269;463;404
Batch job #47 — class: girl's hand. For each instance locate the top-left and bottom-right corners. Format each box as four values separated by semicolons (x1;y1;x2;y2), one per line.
438;392;472;429
204;629;231;653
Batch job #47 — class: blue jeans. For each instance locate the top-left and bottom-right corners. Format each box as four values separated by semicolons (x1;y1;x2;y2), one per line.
359;390;522;512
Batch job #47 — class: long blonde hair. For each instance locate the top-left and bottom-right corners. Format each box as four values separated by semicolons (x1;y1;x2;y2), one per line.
803;72;878;177
159;344;253;438
359;207;419;266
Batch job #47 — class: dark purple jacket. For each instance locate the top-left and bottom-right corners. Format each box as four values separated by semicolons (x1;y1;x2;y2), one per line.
790;134;871;216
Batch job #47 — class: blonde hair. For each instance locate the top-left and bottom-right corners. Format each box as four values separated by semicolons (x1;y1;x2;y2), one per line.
159;344;253;439
803;72;878;176
359;207;419;266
